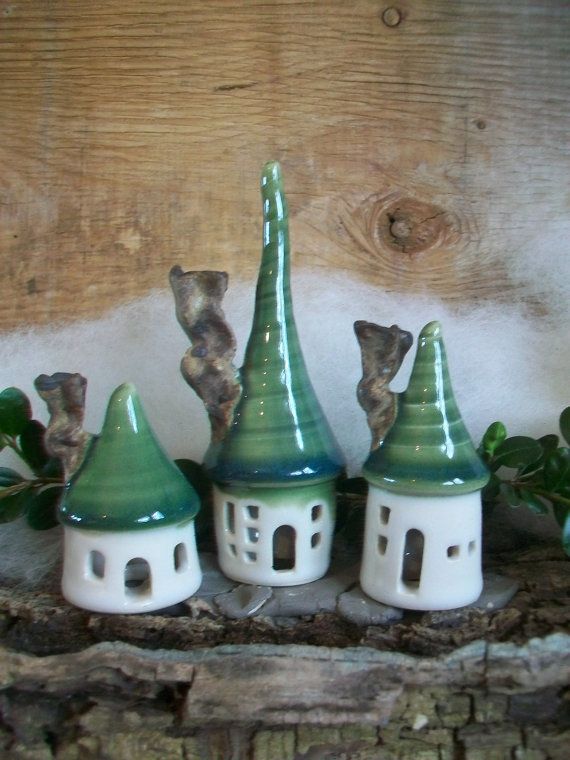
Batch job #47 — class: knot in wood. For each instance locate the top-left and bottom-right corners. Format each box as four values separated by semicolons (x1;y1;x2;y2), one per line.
382;7;402;28
378;199;449;256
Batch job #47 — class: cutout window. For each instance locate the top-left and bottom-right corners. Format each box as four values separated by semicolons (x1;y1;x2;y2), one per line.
311;532;321;548
89;550;105;579
401;529;424;591
226;502;235;534
272;525;296;571
378;535;388;555
246;505;259;520
228;543;237;557
380;506;391;525
247;527;260;544
174;543;188;572
468;540;476;555
311;505;322;522
245;551;257;563
447;545;460;559
124;558;151;596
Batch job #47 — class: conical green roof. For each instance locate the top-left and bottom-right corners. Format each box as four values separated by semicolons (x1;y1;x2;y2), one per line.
205;161;345;486
60;383;200;530
363;321;489;496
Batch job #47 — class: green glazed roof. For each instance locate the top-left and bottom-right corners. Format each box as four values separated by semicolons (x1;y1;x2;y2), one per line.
60;383;200;530
205;161;345;486
363;321;489;496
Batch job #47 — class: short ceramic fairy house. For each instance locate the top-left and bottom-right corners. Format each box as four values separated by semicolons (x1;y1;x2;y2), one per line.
170;162;345;586
356;321;489;610
57;382;201;613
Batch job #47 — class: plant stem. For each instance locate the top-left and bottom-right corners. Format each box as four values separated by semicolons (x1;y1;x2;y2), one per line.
510;478;570;509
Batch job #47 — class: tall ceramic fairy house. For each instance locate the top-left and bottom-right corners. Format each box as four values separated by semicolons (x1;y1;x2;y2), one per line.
357;321;489;610
58;383;202;613
170;162;345;586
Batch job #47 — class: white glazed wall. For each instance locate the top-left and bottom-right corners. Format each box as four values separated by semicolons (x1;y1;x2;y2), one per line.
360;485;482;610
213;486;334;586
61;521;201;613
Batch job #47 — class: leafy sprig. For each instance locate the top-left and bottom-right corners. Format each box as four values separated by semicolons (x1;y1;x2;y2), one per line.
0;387;63;529
478;408;570;556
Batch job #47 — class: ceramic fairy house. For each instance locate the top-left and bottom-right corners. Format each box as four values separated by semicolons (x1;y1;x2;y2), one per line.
51;381;201;613
170;161;345;586
356;320;489;610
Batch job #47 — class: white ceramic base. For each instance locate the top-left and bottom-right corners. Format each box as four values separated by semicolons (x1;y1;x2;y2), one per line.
360;485;482;610
213;485;335;586
61;521;202;613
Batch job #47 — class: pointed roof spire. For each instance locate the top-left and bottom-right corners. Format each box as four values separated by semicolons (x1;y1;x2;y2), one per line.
205;161;345;486
363;321;489;495
60;383;200;530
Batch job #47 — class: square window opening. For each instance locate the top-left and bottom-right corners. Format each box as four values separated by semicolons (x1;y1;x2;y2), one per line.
246;505;259;519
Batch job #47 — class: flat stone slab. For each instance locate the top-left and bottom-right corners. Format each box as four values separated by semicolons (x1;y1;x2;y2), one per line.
337;588;403;626
261;563;360;617
214;584;273;619
194;552;238;598
423;572;520;627
470;572;519;612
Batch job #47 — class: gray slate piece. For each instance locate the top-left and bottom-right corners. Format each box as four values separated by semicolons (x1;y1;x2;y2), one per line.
423;572;519;626
261;562;360;617
214;584;273;619
336;587;403;626
470;572;519;611
194;553;238;598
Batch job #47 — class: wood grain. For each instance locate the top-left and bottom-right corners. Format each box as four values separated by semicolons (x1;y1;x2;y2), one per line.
0;1;568;329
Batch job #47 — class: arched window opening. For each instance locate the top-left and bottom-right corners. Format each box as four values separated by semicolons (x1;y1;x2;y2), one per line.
174;543;188;572
401;529;424;591
272;525;296;571
124;557;151;596
89;550;105;579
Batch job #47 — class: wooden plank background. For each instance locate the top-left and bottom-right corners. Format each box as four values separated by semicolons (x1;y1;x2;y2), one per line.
0;0;568;330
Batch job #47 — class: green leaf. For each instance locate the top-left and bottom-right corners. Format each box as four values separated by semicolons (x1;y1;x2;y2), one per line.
519;489;549;515
544;448;570;492
0;486;31;523
560;407;570;447
0;467;25;487
0;387;32;437
25;486;62;530
539;434;559;453
500;482;522;508
19;420;49;475
493;436;543;470
480;421;507;457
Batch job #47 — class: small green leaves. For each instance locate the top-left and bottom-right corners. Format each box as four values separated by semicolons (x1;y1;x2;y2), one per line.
0;467;25;487
478;414;570;559
559;407;570;447
20;420;50;475
0;387;32;437
544;448;570;492
0;386;64;530
518;489;548;515
500;482;521;508
0;485;32;523
25;487;62;530
479;421;507;458
493;436;543;470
